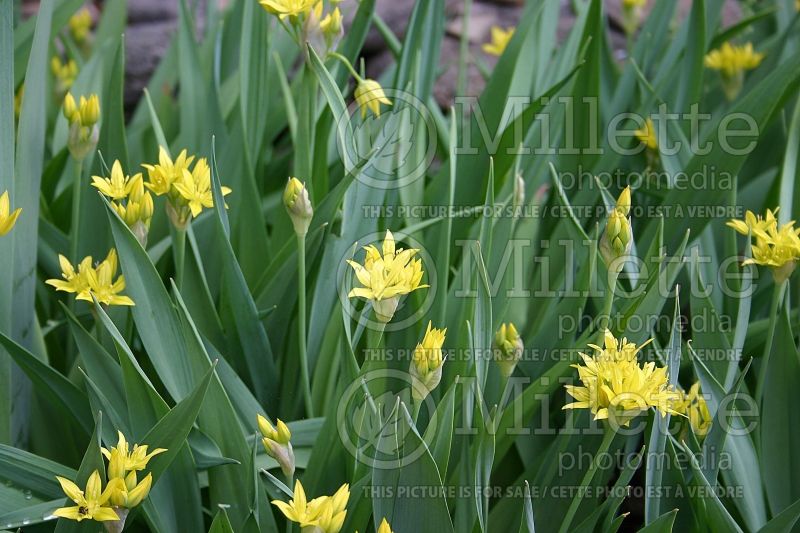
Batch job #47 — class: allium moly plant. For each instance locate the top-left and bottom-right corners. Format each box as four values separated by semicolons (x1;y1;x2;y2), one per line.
3;1;800;533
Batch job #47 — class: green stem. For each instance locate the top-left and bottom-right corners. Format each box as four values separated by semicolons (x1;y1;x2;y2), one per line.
172;225;186;290
297;233;314;418
755;279;787;404
412;399;422;424
559;427;616;533
328;52;362;81
598;267;620;336
69;158;84;262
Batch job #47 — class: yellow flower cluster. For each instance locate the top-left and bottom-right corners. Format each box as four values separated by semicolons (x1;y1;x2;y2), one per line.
347;230;428;322
272;480;349;533
68;7;93;45
307;1;344;51
142;146;231;229
46;248;135;306
705;42;763;100
410;321;447;400
93;160;154;246
54;432;165;523
482;26;514;56
727;208;800;282
63;92;100;160
0;190;22;237
260;0;316;19
563;330;681;426
675;381;712;438
51;56;78;95
705;42;764;77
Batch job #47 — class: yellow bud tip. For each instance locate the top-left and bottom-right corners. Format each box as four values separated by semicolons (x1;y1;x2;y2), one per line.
616;186;631;215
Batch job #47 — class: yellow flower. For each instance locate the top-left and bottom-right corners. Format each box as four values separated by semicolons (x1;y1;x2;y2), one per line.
622;0;646;7
259;0;316;19
272;480;349;532
315;484;349;533
108;471;153;509
320;7;343;41
347;230;428;322
634;118;657;150
102;431;166;476
676;381;712;438
494;322;523;378
46;250;134;306
92;160;139;200
410;321;447;400
599;187;633;267
727;208;800;281
563;330;681;426
113;175;154;247
45;255;94;298
69;7;93;45
53;470;120;522
142;147;195;196
377;518;395;533
482;26;514;56
705;42;764;77
51;56;78;93
84;249;135;306
257;415;295;478
79;94;100;126
0;190;22;236
705;42;763;100
172;158;231;218
354;79;392;119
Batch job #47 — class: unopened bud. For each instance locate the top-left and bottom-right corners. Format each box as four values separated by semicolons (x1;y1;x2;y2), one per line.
494;322;523;378
283;177;313;236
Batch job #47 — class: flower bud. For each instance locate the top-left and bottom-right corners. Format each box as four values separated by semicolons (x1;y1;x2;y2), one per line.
354;79;392;119
81;94;100;126
600;187;633;270
494;322;523;378
320;7;343;49
257;415;295;479
621;0;645;36
63;93;78;123
409;321;446;400
283;177;313;236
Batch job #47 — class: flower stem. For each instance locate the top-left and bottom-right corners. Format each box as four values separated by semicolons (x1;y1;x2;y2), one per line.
412;398;422;424
327;52;363;81
172;225;186;290
69;158;84;262
755;279;787;404
559;427;616;533
598;267;620;336
297;232;314;418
